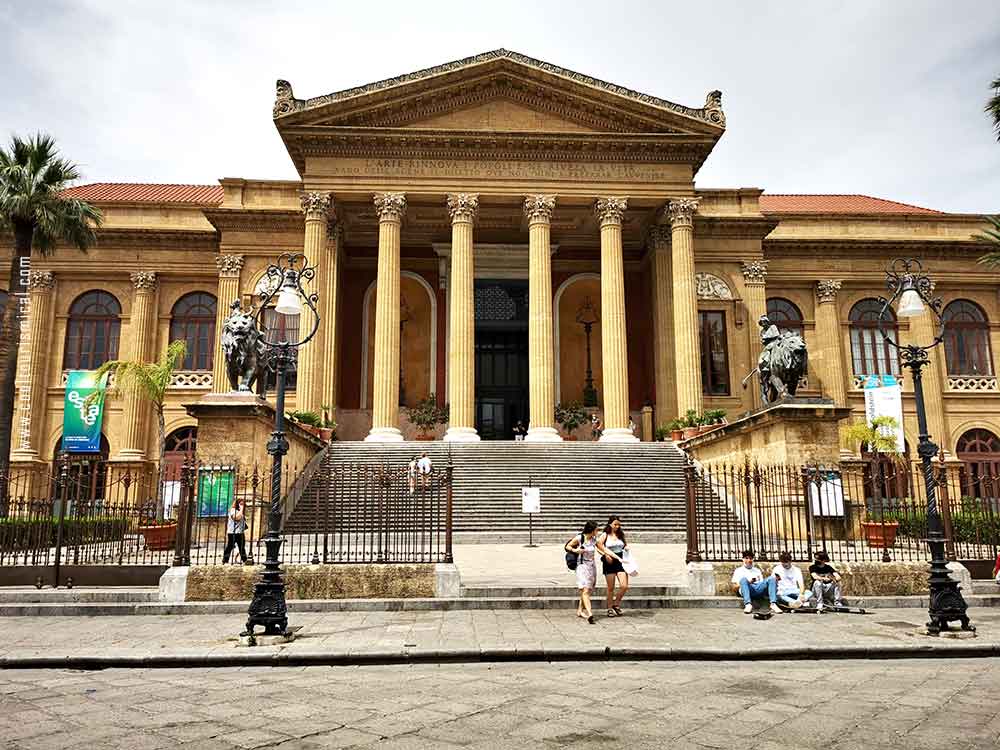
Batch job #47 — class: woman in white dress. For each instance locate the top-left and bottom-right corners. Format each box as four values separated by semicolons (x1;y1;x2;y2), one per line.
565;520;621;623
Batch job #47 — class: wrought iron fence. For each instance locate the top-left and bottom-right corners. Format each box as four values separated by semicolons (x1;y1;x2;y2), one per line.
685;458;1000;564
0;454;453;578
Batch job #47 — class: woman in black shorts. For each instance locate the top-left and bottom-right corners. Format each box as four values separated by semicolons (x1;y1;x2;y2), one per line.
600;516;629;617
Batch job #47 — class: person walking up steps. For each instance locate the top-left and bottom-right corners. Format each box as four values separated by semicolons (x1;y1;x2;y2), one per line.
565;521;621;624
600;516;630;617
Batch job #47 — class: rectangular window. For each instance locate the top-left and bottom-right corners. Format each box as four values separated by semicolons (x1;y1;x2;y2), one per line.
699;310;730;396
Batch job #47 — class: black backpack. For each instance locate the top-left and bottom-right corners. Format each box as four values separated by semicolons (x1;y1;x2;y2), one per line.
565;534;585;571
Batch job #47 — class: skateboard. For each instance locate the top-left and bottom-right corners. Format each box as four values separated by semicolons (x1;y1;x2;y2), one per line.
777;601;870;615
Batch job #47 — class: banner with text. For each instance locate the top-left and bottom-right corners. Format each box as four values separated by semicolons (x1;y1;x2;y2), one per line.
863;374;905;453
62;371;108;453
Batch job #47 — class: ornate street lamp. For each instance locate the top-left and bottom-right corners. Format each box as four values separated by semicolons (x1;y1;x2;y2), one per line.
243;252;319;641
399;294;411;407
877;258;974;635
576;296;599;407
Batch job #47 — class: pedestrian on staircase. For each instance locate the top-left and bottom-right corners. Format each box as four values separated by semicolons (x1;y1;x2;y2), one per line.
565;520;622;624
513;421;526;441
417;452;433;490
407;456;418;495
590;413;603;441
600;516;629;617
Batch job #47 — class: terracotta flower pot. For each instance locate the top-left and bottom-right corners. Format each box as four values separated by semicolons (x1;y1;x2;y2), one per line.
318;427;334;441
139;523;177;552
682;427;699;440
861;521;899;547
670;429;684;442
562;434;578;441
415;433;435;441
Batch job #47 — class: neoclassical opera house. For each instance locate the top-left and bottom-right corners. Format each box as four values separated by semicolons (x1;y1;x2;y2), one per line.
3;50;996;477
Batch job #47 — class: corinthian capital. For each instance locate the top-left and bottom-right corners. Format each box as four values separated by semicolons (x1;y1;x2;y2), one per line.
646;225;671;249
665;198;700;227
446;193;479;223
594;197;628;226
300;191;333;220
741;260;768;286
374;192;406;222
523;195;556;224
27;270;55;292
816;279;842;304
216;254;245;278
130;271;157;292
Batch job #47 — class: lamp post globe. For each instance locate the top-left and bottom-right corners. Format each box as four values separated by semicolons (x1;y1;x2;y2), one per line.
877;258;974;635
242;252;319;642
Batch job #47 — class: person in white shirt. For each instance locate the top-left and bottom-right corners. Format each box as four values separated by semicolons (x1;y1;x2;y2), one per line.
730;550;780;614
417;452;433;490
772;551;812;609
407;457;418;495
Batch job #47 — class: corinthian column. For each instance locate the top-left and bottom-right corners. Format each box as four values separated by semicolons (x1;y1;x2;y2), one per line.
524;195;561;442
668;198;702;418
321;219;342;420
444;193;480;442
814;280;846;405
366;193;406;442
742;260;769;408
907;301;949;456
648;226;674;428
116;271;158;460
295;191;332;415
595;197;638;443
10;271;55;461
212;255;244;392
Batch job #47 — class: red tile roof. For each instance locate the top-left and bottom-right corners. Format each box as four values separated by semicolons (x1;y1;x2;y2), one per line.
760;194;942;215
60;183;223;206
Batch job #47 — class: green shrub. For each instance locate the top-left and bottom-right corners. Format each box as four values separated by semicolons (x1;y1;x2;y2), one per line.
287;410;322;427
0;515;130;551
406;395;449;433
872;505;1000;544
555;401;588;433
654;425;670;442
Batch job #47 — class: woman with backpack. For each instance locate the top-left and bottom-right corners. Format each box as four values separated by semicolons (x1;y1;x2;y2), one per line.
565;520;621;624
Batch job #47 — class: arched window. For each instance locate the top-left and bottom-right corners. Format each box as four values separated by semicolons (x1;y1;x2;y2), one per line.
766;298;804;335
849;299;899;377
943;300;993;376
63;291;121;371
163;427;197;484
260;307;298;393
699;310;730;395
169;293;217;371
957;428;1000;497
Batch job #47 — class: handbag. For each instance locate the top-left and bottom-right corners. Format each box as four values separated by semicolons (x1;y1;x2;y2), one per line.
622;550;639;577
565;534;584;571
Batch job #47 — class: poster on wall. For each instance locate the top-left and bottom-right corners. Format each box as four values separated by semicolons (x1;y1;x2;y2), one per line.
61;371;108;453
197;466;235;518
863;374;905;453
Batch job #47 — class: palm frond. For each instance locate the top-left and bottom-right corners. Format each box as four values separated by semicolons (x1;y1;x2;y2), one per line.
976;215;1000;267
988;76;1000;142
87;341;188;412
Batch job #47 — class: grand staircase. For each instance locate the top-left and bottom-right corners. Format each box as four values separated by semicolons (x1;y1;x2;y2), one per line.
285;441;691;541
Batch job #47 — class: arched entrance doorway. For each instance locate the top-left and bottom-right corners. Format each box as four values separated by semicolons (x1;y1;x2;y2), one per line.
162;427;197;517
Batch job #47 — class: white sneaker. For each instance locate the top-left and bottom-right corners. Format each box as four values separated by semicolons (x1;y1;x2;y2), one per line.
769;603;782;614
816;601;825;612
744;603;753;614
789;599;802;609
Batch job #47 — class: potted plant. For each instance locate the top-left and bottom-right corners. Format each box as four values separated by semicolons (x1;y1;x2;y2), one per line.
138;518;177;551
681;409;700;440
286;410;323;439
700;408;727;434
654;425;669;442
555;401;588;440
841;416;904;547
319;405;337;442
406;395;449;440
667;419;685;442
859;517;901;547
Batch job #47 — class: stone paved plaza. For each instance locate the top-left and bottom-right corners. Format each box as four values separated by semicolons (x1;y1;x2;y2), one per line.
1;658;998;749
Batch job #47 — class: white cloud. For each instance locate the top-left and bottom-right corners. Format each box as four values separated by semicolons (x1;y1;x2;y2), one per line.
1;0;997;212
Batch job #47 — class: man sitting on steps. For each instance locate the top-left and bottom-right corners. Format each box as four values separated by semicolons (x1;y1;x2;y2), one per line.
731;550;780;615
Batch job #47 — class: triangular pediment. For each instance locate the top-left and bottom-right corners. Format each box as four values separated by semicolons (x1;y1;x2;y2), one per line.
273;49;726;136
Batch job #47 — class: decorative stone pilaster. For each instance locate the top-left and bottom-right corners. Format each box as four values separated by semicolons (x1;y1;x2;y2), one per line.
594;197;637;443
10;271;55;461
116;271;158;461
321;219;342;421
444;193;480;442
296;191;333;415
523;195;560;442
648;226;674;428
742;260;769;408
366;193;406;442
814;280;847;407
908;304;949;456
212;255;244;392
667;197;702;418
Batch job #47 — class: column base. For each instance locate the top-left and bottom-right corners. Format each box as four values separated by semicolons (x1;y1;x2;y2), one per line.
599;428;640;443
524;427;562;443
8;449;40;463
114;449;147;461
365;427;404;442
444;427;481;443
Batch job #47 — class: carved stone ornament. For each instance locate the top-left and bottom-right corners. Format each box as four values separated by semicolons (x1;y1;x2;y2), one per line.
666;198;700;227
130;271;157;291
741;260;769;285
26;270;55;291
446;193;480;223
594;197;628;226
646;225;671;249
703;90;726;128
523;195;556;223
273;79;295;118
326;217;342;242
816;279;842;304
695;272;733;301
300;191;332;220
374;192;407;222
216;254;245;277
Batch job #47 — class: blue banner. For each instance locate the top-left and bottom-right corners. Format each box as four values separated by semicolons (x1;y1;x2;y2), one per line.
62;371;108;453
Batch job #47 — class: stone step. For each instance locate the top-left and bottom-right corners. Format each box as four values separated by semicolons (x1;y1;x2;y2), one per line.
0;587;159;604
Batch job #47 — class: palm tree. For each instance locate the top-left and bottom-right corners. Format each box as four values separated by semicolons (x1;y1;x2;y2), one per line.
988;75;1000;142
0;134;103;479
975;215;1000;268
90;341;187;514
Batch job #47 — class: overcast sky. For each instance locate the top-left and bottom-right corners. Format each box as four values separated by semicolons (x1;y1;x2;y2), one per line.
2;0;998;213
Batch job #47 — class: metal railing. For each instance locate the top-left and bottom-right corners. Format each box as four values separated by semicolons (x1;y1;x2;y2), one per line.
685;458;1000;564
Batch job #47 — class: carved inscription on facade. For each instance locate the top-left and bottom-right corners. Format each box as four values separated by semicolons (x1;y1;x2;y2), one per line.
317;158;681;183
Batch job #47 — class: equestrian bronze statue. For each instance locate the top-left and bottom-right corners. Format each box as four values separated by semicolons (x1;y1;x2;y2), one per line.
742;315;808;405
